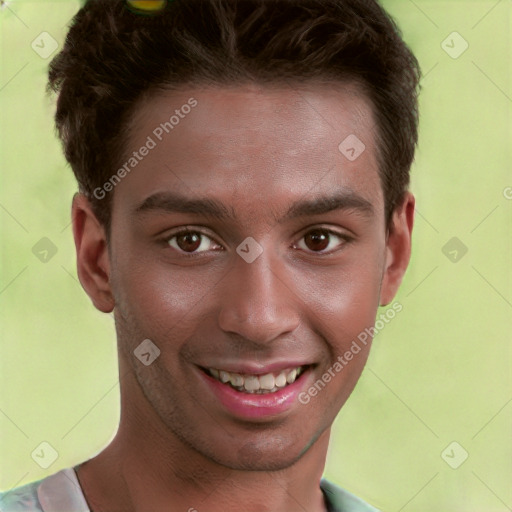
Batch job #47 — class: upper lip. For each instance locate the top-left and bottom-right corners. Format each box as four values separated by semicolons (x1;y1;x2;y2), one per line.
198;360;313;375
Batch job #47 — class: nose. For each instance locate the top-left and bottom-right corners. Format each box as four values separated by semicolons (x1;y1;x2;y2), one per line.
217;249;300;345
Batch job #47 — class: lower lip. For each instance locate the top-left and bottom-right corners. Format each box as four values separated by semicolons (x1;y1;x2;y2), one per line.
197;367;311;420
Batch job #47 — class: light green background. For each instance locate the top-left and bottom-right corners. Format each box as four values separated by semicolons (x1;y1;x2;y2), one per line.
1;1;511;511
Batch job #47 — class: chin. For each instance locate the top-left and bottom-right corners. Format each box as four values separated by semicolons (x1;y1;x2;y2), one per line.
208;429;321;472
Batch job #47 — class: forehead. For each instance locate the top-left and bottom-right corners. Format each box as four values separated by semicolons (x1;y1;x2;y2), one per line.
116;82;383;222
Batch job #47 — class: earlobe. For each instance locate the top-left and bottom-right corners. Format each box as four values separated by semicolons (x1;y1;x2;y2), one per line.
72;193;115;313
379;192;415;306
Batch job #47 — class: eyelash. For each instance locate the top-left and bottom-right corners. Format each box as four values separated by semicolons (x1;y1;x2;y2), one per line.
162;227;352;257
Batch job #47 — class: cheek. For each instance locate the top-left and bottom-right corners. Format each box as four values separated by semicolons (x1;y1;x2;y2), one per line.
298;256;384;348
110;249;221;338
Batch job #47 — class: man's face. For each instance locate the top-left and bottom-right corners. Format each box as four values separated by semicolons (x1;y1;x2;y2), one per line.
102;83;393;470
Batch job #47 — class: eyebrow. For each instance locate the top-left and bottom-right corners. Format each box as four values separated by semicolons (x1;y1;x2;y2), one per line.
134;190;374;221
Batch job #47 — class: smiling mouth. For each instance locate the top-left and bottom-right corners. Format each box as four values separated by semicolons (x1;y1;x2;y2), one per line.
202;366;309;394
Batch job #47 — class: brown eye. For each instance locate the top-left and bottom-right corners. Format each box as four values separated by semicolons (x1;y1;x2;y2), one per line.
296;229;347;254
304;230;331;251
167;230;217;254
176;232;201;252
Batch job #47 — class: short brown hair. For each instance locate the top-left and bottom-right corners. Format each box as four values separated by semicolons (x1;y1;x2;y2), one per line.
48;0;421;232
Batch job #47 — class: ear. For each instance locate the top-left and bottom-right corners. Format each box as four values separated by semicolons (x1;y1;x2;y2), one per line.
72;193;115;313
379;192;415;306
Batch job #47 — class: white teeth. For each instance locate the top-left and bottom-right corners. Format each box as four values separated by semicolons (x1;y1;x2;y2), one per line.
259;373;275;390
231;373;244;387
286;368;297;384
244;376;260;392
207;366;305;394
274;372;287;388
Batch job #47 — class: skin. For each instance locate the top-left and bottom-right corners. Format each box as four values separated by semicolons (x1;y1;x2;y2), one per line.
71;82;414;512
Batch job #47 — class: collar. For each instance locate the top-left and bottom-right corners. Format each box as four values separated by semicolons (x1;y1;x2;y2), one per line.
37;468;90;512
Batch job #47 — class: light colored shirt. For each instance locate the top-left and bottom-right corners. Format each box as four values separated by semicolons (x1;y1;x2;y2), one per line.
0;467;380;511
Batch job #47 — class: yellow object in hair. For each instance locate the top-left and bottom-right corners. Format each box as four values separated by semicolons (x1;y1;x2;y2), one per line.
126;0;167;13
